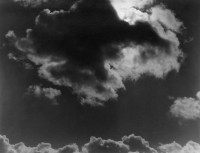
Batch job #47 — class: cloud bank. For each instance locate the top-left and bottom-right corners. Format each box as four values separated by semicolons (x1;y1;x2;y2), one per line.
170;91;200;120
1;134;200;153
7;0;184;105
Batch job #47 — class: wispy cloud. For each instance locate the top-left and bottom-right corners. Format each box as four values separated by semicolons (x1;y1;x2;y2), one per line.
13;0;49;7
27;85;61;104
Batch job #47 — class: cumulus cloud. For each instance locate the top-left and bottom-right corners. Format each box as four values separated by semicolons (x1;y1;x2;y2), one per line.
27;85;61;103
82;137;129;153
122;134;157;153
159;141;200;153
170;91;200;120
1;133;200;153
7;0;184;105
82;134;158;153
0;133;157;153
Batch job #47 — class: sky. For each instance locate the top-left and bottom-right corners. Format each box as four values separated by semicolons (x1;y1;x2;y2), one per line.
0;0;200;153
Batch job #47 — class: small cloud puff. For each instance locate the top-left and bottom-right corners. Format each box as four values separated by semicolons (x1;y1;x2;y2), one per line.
27;85;61;104
170;91;200;120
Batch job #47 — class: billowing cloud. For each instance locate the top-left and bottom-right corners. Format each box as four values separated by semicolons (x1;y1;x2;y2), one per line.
159;141;200;153
170;91;200;120
7;0;184;105
122;134;157;153
27;85;61;103
110;0;154;11
0;133;157;153
82;137;129;153
1;134;200;153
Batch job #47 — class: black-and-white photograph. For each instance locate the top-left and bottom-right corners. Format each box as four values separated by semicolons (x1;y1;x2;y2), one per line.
0;0;200;152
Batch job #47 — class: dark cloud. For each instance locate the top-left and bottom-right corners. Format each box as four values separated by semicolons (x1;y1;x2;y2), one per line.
7;0;184;105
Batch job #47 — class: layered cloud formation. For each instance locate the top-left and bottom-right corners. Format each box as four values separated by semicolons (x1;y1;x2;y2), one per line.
170;91;200;120
1;134;200;153
8;0;184;105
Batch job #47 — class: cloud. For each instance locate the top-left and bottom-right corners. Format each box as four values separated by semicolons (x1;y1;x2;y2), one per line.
82;137;129;153
82;134;157;153
5;30;17;41
7;0;184;105
109;0;154;21
8;53;19;61
0;133;157;153
170;91;200;120
149;5;183;33
1;133;200;153
110;0;154;11
13;0;49;7
159;141;200;153
12;0;79;9
122;134;157;153
27;85;61;103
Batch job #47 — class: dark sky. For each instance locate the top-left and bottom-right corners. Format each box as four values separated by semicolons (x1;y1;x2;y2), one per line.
0;0;200;152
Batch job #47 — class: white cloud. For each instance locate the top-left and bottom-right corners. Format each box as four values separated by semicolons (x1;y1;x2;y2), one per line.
5;30;16;41
110;0;183;47
82;137;129;153
1;133;200;153
110;0;154;19
150;5;183;33
159;141;200;153
27;85;61;103
107;43;181;81
170;91;200;120
0;133;156;153
122;134;158;153
13;0;48;7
